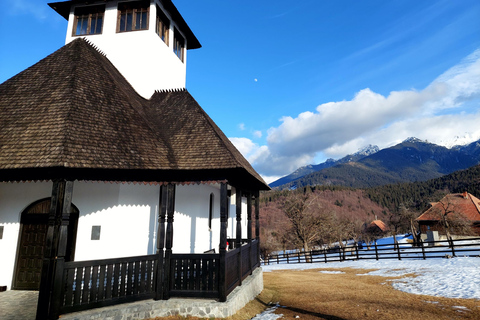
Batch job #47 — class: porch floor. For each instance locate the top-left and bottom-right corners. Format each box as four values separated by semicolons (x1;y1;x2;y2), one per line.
0;268;263;320
0;290;38;320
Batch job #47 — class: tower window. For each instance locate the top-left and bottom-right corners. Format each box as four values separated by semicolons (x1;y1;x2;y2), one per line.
117;1;150;32
173;28;185;62
156;6;170;44
73;5;105;36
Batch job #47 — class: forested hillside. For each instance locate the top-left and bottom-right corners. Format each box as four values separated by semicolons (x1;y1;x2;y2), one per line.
258;165;480;256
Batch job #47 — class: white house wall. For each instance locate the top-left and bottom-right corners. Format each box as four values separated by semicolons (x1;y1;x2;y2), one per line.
173;184;221;254
0;181;251;290
72;181;159;261
0;181;53;289
65;0;188;99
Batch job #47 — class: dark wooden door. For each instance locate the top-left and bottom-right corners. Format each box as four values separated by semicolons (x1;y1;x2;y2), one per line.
13;198;78;290
13;216;48;290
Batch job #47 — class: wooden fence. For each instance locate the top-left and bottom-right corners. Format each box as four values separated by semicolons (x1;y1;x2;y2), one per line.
263;237;480;265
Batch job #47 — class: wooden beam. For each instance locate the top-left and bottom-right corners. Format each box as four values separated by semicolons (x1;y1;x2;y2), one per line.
235;189;242;286
36;180;74;320
247;193;252;242
255;191;260;241
218;183;228;302
162;184;175;300
155;185;168;300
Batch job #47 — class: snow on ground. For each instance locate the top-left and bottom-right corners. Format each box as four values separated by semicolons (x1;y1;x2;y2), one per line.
252;235;480;320
263;255;480;300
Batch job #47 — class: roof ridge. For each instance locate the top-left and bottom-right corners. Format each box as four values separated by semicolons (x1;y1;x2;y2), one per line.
467;192;480;214
154;88;186;94
82;38;107;57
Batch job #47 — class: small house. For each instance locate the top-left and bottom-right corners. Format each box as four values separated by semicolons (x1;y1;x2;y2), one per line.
416;192;480;237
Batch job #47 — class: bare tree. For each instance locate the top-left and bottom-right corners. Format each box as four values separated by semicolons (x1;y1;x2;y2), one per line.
436;197;474;240
280;192;323;255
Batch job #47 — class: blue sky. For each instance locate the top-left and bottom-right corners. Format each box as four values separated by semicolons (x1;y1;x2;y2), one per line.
1;0;480;183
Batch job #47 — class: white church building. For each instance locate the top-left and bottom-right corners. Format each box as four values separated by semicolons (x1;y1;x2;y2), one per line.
0;1;269;319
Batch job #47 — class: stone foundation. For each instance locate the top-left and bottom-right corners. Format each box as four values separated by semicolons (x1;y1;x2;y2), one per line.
61;267;263;320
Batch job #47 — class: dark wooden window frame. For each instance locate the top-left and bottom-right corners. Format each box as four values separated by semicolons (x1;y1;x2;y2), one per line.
117;0;150;33
156;5;170;44
72;5;105;36
173;27;185;62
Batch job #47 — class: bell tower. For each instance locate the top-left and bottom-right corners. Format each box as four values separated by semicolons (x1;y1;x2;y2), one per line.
49;0;201;99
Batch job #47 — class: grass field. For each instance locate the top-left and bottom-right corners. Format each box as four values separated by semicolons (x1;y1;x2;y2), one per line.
151;267;480;320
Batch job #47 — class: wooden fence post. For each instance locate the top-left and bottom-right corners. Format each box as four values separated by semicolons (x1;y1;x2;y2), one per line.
396;241;401;260
374;241;379;260
323;249;327;263
420;239;426;260
449;238;456;257
355;242;359;260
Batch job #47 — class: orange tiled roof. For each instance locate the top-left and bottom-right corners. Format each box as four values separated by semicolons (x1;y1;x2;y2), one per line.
416;193;480;222
368;220;389;232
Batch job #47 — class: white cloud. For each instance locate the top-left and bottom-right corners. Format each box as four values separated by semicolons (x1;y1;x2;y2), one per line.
253;130;262;138
234;48;480;180
238;123;245;131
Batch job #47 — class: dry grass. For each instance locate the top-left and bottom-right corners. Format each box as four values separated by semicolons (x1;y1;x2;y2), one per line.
150;267;480;320
263;268;480;320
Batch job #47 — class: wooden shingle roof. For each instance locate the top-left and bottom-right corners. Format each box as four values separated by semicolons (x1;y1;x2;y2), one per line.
0;39;268;190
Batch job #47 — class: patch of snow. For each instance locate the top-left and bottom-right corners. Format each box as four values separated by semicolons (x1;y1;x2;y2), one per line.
319;270;345;274
250;304;283;320
263;256;480;300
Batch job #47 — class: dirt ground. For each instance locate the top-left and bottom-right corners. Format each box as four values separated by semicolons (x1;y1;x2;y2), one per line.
151;267;480;320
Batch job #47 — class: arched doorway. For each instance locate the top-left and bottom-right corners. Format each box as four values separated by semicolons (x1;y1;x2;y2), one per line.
12;198;79;290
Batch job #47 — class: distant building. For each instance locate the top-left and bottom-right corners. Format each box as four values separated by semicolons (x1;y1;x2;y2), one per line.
416;192;480;236
365;219;389;235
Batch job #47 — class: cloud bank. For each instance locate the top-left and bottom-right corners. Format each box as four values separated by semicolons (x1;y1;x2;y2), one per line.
229;49;480;183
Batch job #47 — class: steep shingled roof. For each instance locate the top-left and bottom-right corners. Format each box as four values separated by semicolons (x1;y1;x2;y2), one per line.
0;39;268;190
416;193;480;222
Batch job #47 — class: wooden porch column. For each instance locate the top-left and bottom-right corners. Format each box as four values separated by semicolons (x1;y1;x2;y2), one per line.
247;193;253;274
247;193;252;242
235;189;242;286
255;191;260;264
36;180;74;320
255;191;260;241
218;183;228;302
162;184;175;300
154;185;168;300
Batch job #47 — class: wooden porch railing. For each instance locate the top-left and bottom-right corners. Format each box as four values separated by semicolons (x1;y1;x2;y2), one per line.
53;239;261;317
225;239;260;296
168;253;219;298
59;254;159;314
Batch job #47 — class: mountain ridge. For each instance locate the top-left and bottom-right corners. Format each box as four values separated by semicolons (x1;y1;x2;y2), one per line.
270;137;480;190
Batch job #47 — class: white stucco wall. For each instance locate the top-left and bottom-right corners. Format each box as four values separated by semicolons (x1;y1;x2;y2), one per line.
64;0;188;98
0;181;53;289
0;181;250;290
